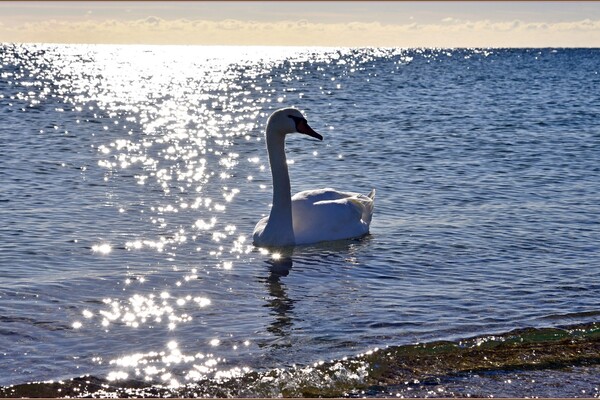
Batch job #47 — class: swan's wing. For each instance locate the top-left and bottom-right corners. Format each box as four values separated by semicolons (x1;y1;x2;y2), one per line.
291;188;375;244
293;187;375;223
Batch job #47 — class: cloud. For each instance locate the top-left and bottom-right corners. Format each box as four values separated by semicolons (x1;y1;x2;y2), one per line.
1;17;600;47
143;16;162;26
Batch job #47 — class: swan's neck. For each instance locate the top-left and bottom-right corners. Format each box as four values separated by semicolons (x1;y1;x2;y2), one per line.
265;129;294;244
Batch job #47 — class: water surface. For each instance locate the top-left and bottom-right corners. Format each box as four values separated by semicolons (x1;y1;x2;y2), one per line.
1;44;599;397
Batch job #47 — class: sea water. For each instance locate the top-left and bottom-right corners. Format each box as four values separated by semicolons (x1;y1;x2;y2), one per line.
0;44;599;397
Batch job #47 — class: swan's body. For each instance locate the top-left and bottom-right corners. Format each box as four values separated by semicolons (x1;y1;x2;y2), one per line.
253;108;375;247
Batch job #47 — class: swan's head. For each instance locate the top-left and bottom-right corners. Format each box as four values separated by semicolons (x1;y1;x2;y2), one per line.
267;108;323;140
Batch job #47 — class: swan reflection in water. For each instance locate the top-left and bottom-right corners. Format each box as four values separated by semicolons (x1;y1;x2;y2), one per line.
259;237;373;345
262;249;295;344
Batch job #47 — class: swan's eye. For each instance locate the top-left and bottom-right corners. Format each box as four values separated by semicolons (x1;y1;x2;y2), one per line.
288;115;307;130
287;114;323;140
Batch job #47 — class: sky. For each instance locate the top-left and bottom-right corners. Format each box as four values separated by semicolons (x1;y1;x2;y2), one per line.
0;1;599;47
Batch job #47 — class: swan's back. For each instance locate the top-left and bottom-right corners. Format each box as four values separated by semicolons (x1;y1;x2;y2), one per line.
291;188;375;245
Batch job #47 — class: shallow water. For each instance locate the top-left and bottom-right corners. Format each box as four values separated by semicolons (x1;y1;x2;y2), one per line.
0;44;599;397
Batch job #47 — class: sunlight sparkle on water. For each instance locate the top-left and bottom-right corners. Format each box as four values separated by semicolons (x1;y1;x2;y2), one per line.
195;297;211;307
106;339;241;384
94;290;209;330
33;44;341;392
107;371;128;382
91;243;112;254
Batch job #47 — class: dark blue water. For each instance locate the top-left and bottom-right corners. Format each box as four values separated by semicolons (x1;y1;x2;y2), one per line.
1;44;599;397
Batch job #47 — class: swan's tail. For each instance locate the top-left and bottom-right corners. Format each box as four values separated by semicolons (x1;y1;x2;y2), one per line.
362;189;376;225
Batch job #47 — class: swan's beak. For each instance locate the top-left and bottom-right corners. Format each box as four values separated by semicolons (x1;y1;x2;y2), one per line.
297;121;323;141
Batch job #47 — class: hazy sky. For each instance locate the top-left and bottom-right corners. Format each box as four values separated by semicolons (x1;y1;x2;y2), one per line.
1;1;599;47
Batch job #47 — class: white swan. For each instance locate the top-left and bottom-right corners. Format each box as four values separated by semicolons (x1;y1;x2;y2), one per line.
253;107;375;247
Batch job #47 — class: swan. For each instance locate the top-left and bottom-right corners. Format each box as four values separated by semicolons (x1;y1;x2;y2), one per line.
253;107;375;247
